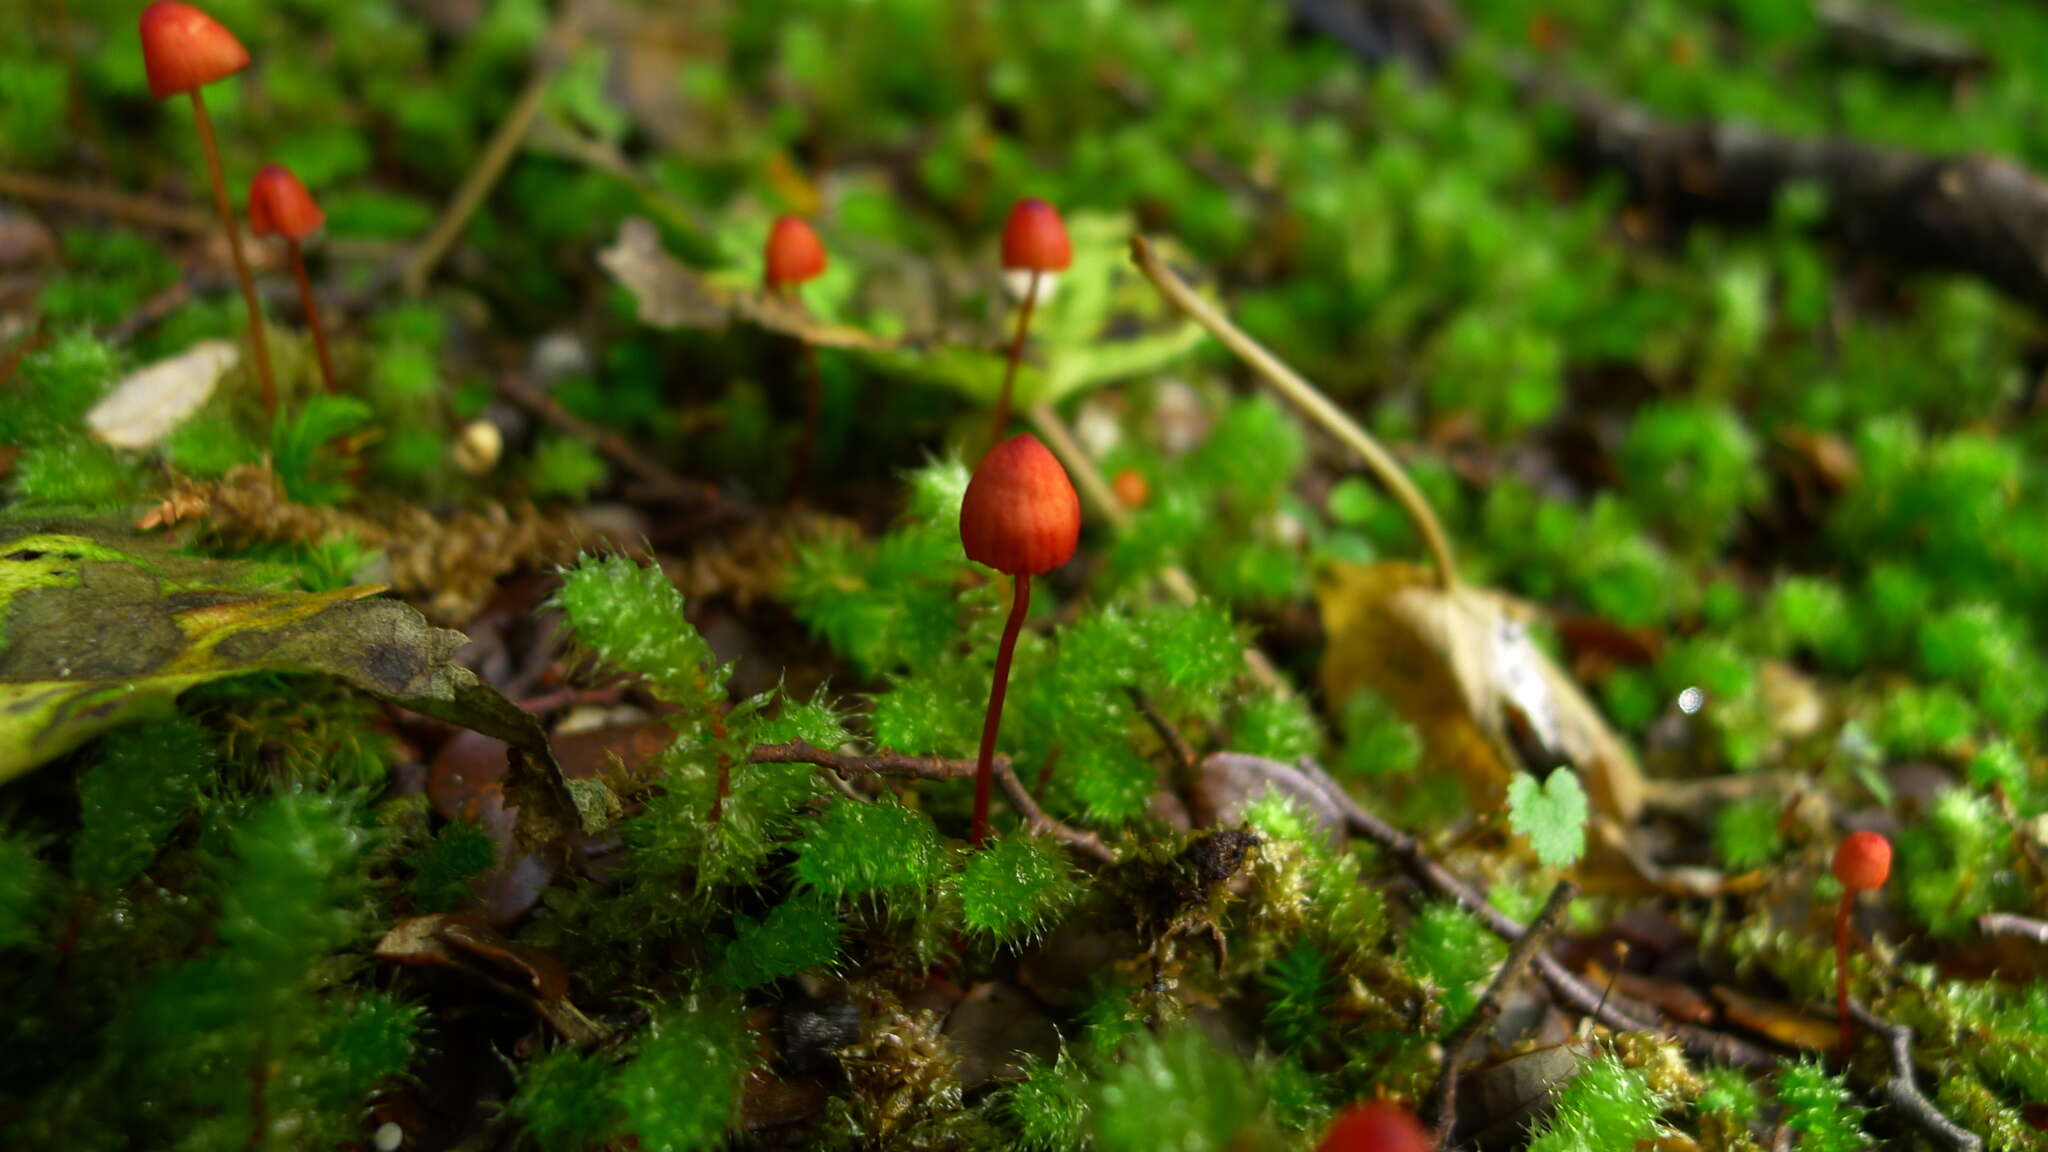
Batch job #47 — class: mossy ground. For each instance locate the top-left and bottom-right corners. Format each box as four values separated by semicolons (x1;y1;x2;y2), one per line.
5;0;2048;1149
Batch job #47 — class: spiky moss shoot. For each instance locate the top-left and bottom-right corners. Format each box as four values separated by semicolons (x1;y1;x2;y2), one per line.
1001;1051;1092;1152
615;998;756;1151
1261;942;1336;1053
1713;795;1784;872
1405;902;1506;1031
553;553;727;713
511;997;753;1152
1232;689;1321;762
1525;1050;1670;1152
403;820;497;912
1088;1025;1277;1152
0;832;51;950
529;434;609;500
793;799;944;898
1899;788;2018;936
509;1045;621;1152
712;891;841;989
1777;1060;1870;1152
956;835;1077;945
73;716;213;890
620;759;817;907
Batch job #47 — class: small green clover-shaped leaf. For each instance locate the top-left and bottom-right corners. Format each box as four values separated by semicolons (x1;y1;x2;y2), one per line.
1508;768;1588;869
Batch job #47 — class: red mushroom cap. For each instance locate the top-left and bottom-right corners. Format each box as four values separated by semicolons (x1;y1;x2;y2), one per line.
1000;198;1072;272
764;215;827;288
1833;830;1892;893
139;2;250;100
1317;1101;1434;1152
247;165;324;241
960;434;1080;577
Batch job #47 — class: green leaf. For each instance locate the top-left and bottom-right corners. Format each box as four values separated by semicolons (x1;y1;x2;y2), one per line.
0;526;592;840
1508;768;1588;869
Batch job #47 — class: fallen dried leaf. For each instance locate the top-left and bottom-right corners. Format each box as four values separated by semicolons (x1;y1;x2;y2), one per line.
1317;560;1646;823
86;339;237;449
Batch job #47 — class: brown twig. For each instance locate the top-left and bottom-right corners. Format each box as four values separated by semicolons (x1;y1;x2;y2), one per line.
0;168;214;233
1428;878;1580;1143
492;373;724;508
1978;911;2048;945
1130;236;1461;589
748;741;1114;863
1287;757;1775;1068
402;11;579;296
1129;687;1199;776
1849;1001;1985;1152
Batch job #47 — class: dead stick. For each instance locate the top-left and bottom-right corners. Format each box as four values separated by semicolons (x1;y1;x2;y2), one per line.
1428;879;1579;1143
492;373;723;507
748;741;1114;863
0;169;213;233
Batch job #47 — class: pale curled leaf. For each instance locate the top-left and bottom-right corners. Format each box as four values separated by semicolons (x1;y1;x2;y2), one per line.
86;340;237;449
1316;561;1645;823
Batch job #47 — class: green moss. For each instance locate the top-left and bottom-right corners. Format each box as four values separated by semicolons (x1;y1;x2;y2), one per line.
73;717;214;889
1526;1052;1667;1152
404;821;497;912
614;998;755;1151
1089;1026;1275;1152
1406;902;1506;1029
1777;1060;1869;1152
714;892;841;989
957;836;1077;944
792;800;943;897
0;832;50;951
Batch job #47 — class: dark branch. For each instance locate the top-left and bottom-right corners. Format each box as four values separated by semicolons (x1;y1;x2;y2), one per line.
747;741;1115;863
1428;879;1580;1142
1850;1001;1985;1152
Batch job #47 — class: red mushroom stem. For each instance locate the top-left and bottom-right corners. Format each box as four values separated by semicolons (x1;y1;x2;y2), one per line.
187;89;275;417
970;572;1031;848
1834;887;1856;1061
285;238;336;393
991;269;1040;441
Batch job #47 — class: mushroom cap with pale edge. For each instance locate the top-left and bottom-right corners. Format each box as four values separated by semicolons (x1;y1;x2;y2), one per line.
139;2;250;99
248;165;324;240
1000;198;1073;272
959;434;1081;576
764;215;827;287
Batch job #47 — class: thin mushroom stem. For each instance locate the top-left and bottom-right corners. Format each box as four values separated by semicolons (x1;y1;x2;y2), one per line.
1129;235;1459;589
1836;890;1856;1063
971;572;1032;847
287;239;336;393
992;269;1041;441
189;88;275;417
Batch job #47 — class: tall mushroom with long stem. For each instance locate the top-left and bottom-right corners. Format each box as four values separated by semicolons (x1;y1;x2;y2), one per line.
959;433;1080;848
247;164;334;394
764;214;828;491
991;198;1071;441
1832;829;1891;1063
139;1;277;417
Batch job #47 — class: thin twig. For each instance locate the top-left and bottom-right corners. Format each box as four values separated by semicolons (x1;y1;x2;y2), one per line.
1849;1001;1985;1152
1978;911;2048;944
492;373;724;508
402;11;579;296
1129;235;1460;589
1287;757;1776;1068
1129;687;1198;775
747;741;1114;863
0;168;213;233
1026;401;1287;692
1427;879;1580;1143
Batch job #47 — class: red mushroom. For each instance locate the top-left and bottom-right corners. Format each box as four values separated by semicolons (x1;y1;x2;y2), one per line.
764;215;829;492
958;433;1080;847
140;2;277;416
248;165;335;394
990;197;1072;440
1317;1101;1433;1152
1832;830;1891;1062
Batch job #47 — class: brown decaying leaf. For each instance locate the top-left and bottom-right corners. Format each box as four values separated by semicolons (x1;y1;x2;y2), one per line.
375;914;605;1044
1710;985;1836;1052
1316;560;1646;823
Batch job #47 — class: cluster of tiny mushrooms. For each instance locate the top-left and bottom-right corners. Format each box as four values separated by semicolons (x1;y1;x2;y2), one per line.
140;1;336;415
130;5;1912;1145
